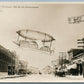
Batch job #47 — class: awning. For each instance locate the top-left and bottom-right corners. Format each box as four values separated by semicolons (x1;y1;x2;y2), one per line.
67;64;77;69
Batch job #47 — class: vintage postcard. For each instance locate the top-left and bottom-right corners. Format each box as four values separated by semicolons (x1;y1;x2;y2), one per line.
0;1;84;82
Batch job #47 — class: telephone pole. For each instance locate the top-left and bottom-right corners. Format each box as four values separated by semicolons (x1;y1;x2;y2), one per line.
59;52;66;67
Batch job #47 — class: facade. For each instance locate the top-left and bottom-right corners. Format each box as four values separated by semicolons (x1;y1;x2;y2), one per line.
67;49;84;75
0;45;16;72
68;49;84;61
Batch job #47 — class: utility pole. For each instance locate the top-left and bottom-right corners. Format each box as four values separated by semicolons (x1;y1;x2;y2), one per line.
59;52;67;71
59;52;64;71
59;52;63;66
59;54;60;65
59;52;66;64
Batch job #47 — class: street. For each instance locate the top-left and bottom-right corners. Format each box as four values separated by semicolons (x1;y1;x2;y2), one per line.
0;74;84;82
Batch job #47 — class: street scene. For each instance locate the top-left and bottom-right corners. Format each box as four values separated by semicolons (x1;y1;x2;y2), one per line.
0;2;84;82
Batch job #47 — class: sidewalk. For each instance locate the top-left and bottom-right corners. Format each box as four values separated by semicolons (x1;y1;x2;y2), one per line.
0;74;26;79
65;75;84;80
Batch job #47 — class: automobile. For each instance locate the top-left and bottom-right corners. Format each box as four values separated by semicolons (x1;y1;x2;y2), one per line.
18;69;27;75
54;69;66;77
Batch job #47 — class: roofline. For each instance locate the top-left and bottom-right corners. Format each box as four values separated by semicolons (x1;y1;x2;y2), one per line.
67;48;84;53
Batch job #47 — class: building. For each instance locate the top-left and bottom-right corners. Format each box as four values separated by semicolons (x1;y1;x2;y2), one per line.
0;45;16;72
68;49;84;61
67;49;84;75
27;66;40;74
18;60;28;74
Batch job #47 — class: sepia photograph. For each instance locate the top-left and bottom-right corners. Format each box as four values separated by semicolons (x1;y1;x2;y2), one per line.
0;2;84;82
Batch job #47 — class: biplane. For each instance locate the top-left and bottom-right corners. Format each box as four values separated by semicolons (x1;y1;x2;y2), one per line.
68;15;84;24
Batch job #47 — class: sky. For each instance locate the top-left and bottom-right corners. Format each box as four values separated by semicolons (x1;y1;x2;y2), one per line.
0;2;84;69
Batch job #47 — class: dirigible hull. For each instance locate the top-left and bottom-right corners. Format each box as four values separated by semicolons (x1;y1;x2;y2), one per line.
17;29;55;42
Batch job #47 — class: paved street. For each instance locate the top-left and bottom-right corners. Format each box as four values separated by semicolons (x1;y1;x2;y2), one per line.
0;74;84;82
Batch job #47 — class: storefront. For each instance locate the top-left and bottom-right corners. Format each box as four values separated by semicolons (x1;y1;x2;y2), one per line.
67;49;84;76
67;63;83;75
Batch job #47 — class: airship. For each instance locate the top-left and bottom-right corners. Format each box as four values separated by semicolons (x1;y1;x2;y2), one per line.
16;29;55;42
13;29;55;54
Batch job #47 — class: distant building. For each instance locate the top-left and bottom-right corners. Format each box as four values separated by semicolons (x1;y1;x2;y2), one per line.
18;60;27;70
18;60;27;74
27;66;40;74
42;65;53;74
0;45;16;72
